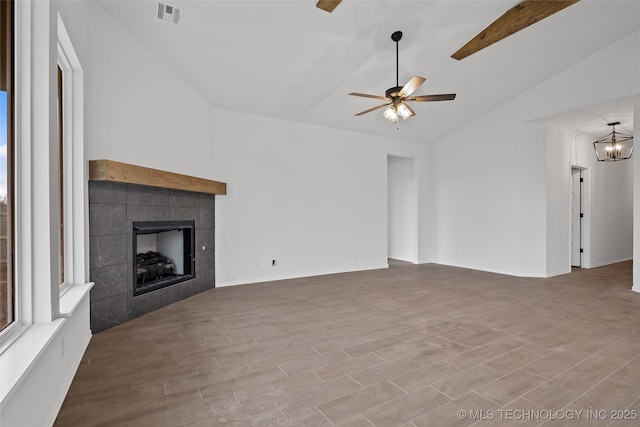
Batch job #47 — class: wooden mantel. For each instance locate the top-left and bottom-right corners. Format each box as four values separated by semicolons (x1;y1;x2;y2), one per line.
89;160;227;195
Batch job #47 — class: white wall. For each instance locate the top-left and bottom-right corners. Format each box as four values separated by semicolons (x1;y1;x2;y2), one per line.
388;156;418;263
83;2;217;181
431;112;547;276
431;28;640;277
211;109;432;286
546;124;573;276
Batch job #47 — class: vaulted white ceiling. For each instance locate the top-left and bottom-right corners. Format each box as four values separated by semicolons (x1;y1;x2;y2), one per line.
97;0;640;144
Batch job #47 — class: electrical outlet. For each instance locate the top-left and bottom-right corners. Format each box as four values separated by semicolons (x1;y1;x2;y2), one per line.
272;259;276;266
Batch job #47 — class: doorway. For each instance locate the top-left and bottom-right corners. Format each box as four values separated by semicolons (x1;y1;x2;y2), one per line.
387;155;418;263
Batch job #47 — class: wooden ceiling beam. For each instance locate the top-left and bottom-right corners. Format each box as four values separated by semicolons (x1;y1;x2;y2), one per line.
452;0;580;60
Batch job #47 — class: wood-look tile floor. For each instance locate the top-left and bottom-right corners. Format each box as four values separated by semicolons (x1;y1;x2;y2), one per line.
55;261;640;426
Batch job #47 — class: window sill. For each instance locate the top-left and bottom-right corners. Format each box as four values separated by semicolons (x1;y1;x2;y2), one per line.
0;282;92;405
60;282;93;315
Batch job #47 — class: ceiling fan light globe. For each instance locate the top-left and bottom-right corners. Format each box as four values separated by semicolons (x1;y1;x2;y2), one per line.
396;102;413;120
383;105;398;122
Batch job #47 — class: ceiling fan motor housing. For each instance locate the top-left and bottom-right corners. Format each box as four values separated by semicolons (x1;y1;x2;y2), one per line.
386;86;403;100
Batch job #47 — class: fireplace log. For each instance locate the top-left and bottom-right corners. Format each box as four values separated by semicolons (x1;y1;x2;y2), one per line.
136;251;176;285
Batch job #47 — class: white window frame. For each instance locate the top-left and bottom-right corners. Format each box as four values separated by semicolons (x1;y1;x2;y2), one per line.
57;15;86;300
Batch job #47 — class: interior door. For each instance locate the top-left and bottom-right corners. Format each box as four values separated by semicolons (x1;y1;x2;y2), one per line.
571;168;582;267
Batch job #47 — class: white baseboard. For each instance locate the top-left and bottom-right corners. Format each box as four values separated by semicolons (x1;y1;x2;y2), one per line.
388;257;419;264
216;263;389;287
545;268;572;278
430;260;546;278
587;257;633;269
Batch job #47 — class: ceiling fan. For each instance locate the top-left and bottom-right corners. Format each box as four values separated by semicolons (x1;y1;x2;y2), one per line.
349;31;456;123
452;0;580;60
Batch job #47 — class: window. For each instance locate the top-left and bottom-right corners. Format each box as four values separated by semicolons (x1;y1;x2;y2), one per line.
0;2;87;345
0;0;14;332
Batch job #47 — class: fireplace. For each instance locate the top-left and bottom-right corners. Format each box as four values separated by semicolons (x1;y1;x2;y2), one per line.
133;220;195;296
88;160;226;332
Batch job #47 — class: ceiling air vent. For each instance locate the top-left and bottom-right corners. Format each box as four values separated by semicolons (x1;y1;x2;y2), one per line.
157;3;181;25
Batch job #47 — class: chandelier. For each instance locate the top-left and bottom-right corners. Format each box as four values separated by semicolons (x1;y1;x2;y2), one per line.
593;121;633;162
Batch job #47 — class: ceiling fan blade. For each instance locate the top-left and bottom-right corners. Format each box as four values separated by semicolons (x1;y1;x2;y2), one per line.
349;92;389;101
354;103;391;116
451;0;580;60
316;0;342;13
399;76;426;98
406;94;457;102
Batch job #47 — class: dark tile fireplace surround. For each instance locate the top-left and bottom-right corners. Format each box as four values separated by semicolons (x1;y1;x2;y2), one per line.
89;181;216;332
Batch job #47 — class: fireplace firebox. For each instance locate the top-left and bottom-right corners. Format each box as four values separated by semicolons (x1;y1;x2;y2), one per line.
133;220;195;296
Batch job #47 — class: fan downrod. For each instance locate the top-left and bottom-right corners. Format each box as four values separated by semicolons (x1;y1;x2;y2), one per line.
391;31;403;87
